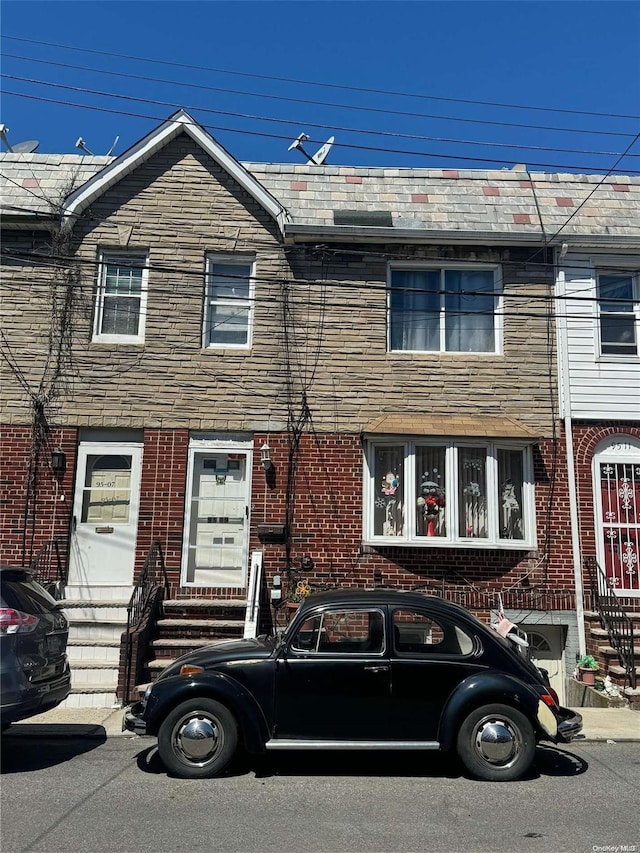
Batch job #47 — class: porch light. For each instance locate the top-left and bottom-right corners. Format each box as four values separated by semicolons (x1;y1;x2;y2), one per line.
51;448;66;475
260;442;274;472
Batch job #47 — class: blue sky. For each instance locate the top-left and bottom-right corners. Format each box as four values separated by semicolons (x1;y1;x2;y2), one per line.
1;1;639;173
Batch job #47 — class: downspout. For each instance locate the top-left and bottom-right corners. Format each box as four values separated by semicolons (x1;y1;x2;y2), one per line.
556;265;586;656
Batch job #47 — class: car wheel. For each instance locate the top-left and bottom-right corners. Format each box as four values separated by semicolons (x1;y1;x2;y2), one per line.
456;703;536;782
157;698;238;779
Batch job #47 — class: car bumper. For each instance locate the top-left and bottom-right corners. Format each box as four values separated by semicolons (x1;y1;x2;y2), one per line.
0;670;71;724
123;700;148;735
555;707;583;743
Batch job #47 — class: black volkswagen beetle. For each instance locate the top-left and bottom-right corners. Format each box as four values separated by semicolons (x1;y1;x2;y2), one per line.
124;590;582;781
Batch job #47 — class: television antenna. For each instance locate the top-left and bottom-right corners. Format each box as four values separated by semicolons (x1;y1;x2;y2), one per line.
287;132;335;166
0;125;40;153
75;137;94;155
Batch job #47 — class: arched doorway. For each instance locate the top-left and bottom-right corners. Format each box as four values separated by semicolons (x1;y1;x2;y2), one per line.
592;436;640;597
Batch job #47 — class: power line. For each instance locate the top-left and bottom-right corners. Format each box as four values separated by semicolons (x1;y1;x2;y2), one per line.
4;53;640;156
3;34;639;123
4;85;640;175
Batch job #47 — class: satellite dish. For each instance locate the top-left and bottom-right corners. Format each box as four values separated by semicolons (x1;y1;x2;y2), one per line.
12;140;40;154
288;132;335;166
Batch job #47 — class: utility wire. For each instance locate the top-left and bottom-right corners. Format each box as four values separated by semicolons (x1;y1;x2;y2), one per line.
4;54;640;158
3;34;639;123
4;86;640;174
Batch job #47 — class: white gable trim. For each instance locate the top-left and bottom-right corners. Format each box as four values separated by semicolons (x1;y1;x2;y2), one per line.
62;110;287;234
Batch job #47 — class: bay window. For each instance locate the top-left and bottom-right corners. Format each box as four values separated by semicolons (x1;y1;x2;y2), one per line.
388;265;500;353
366;438;534;547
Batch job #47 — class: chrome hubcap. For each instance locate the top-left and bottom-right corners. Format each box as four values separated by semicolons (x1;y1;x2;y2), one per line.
173;713;222;767
473;717;520;767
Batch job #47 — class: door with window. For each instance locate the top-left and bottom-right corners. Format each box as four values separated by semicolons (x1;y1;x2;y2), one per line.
68;443;142;587
182;450;250;587
526;627;565;706
593;437;640;597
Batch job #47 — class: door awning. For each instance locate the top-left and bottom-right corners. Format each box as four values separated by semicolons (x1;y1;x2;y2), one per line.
364;414;541;440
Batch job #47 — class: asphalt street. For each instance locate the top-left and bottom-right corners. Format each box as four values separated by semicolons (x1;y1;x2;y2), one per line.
1;735;639;853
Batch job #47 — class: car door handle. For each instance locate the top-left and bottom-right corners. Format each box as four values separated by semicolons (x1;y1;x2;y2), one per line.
364;665;390;673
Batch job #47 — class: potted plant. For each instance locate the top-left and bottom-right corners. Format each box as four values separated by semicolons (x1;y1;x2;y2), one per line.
286;579;312;613
576;654;599;685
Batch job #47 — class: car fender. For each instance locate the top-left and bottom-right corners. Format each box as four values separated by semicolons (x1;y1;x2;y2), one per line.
438;670;548;750
143;672;270;752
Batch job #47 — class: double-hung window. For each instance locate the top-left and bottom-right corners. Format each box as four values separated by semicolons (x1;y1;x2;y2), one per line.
388;265;500;353
204;255;254;348
365;438;535;548
597;272;639;358
93;252;148;343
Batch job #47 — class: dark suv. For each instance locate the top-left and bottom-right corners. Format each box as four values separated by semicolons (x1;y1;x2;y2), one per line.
1;567;71;730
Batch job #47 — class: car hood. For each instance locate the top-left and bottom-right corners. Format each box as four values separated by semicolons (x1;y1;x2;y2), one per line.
158;636;276;680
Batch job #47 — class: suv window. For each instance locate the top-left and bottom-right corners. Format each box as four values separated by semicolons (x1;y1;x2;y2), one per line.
0;573;57;613
393;608;474;656
291;609;385;654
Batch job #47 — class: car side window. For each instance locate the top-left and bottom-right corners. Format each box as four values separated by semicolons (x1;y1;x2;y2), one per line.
393;608;474;656
290;609;385;654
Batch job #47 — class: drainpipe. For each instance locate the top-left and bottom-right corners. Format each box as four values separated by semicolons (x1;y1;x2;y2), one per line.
557;266;587;656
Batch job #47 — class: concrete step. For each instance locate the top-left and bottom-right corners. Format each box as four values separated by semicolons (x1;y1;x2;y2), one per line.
64;585;133;602
598;644;640;658
70;661;119;687
68;621;126;642
67;639;121;663
60;687;120;709
62;604;129;621
164;598;247;609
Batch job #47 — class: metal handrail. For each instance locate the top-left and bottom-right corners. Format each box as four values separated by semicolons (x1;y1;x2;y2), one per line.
584;556;636;689
122;540;169;704
29;537;67;598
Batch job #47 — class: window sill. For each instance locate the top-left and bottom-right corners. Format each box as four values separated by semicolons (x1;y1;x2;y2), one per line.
91;338;145;346
364;538;534;550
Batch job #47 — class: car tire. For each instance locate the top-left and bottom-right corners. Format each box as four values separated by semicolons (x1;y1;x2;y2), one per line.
157;698;238;779
456;703;536;782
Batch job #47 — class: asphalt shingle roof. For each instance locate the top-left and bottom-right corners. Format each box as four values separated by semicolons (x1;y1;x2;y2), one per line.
2;152;638;240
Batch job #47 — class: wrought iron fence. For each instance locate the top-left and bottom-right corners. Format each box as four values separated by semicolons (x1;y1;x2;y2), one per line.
122;540;169;704
584;556;636;689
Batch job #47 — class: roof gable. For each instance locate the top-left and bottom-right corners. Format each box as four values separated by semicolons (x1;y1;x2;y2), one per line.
62;110;287;234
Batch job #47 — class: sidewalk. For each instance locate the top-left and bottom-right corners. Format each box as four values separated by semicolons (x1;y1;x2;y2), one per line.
4;705;640;742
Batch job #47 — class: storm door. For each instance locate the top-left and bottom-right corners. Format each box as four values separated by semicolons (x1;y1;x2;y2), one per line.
593;437;640;597
68;443;142;587
182;450;249;587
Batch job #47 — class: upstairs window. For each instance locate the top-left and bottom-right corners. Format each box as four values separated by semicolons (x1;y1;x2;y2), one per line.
93;252;148;343
388;265;500;353
204;256;254;348
597;273;639;358
366;439;535;548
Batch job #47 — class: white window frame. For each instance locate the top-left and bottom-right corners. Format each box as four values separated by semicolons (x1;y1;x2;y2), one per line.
387;262;503;355
92;250;148;344
595;269;640;361
203;254;255;350
363;437;536;549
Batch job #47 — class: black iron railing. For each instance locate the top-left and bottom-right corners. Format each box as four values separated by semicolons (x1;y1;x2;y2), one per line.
122;540;169;704
584;556;636;689
29;537;67;599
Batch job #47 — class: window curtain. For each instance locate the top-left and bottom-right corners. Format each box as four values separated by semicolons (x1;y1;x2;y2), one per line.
444;270;495;352
390;270;440;350
497;449;524;540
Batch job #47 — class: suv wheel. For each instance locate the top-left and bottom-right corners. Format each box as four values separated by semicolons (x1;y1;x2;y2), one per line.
157;698;238;779
456;703;536;781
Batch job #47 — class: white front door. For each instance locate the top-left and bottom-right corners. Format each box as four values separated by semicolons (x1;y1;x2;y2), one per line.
527;626;565;706
68;443;143;586
182;449;250;588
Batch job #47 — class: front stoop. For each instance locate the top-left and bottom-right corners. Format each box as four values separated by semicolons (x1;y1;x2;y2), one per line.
60;592;130;709
133;597;247;695
584;610;640;699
